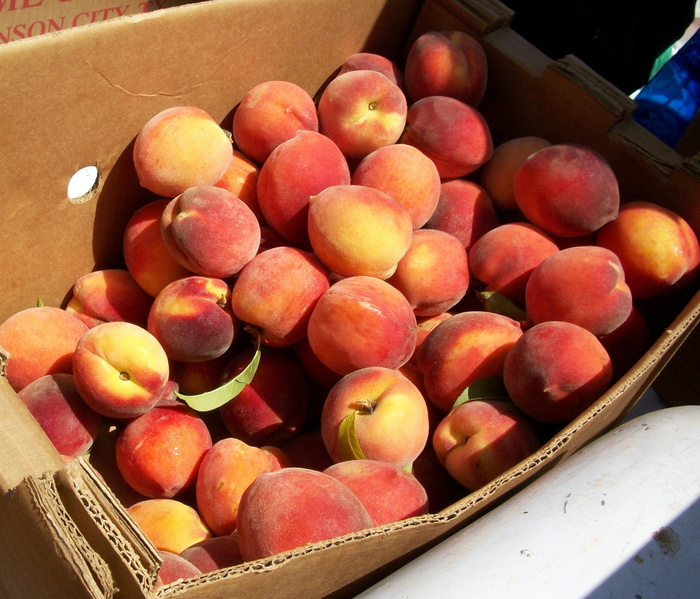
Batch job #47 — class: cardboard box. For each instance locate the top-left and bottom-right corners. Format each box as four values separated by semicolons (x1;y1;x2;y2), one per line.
0;0;195;44
0;0;698;597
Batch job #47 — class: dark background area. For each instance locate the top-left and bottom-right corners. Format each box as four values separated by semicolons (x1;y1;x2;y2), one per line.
503;0;696;94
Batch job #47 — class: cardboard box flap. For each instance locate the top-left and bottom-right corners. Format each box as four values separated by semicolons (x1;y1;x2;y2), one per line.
0;473;116;598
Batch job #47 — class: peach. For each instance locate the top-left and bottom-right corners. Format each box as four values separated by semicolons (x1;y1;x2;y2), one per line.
415;311;523;413
123;199;194;298
318;69;408;160
401;95;493;178
232;80;319;164
351;143;441;229
173;353;231;396
67;269;153;329
214;148;263;222
468;222;560;307
133;105;233;198
324;459;429;526
293;336;342;390
161;185;260;279
257;130;351;247
155;550;203;587
503;320;613;423
409;313;453;365
424;178;499;250
307;276;417;376
17;373;102;458
479;136;551;212
524;245;633;337
404;30;488;107
320;366;430;468
0;306;88;392
195;437;284;536
338;52;405;89
432;399;541;492
599;303;650;380
230;246;331;347
236;467;373;561
388;228;470;317
596;200;700;299
218;346;309;447
279;430;334;471
72;321;170;419
115;405;212;499
307;184;413;279
411;447;465;513
180;535;244;573
127;498;212;555
513;143;620;237
147;276;238;363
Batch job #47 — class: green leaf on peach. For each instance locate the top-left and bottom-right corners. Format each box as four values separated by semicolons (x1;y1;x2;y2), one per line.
452;376;510;410
478;290;527;323
175;334;261;412
338;411;367;461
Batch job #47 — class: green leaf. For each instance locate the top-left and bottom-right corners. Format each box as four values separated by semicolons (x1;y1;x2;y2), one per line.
175;334;261;412
452;375;510;410
337;411;366;461
36;298;44;307
478;290;527;322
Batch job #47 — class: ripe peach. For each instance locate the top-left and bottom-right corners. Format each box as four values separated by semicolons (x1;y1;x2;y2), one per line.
404;30;487;107
123;199;194;298
127;498;212;555
409;313;453;365
218;346;309;447
318;69;408;160
307;276;417;376
338;52;405;89
401;95;493;178
257;130;351;247
411;447;465;513
147;276;238;363
513;143;620;237
279;430;334;471
133;105;233;198
504;320;613;423
236;467;373;561
230;246;331;347
17;373;102;458
320;366;430;468
324;459;428;526
596;200;700;299
307;184;413;279
180;535;244;573
68;269;153;329
72;321;170;419
293;336;343;390
468;222;559;307
195;437;284;536
161;185;260;279
388;228;470;317
480;136;551;212
415;311;522;413
424;179;499;250
524;245;633;337
432;399;541;492
155;550;203;587
351;143;441;229
115;405;212;499
0;306;88;392
232;80;319;164
172;353;231;396
599;303;650;380
214;148;263;222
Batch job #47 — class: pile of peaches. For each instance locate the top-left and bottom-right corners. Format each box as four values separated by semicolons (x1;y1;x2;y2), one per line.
1;30;699;583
